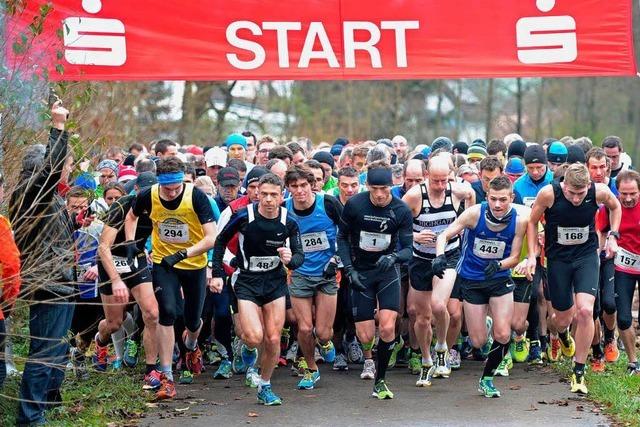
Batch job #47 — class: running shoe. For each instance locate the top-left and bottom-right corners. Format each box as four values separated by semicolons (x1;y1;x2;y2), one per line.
505;351;514;370
295;357;308;377
527;340;544;365
241;344;258;369
433;350;450;378
333;353;349;371
372;379;394;399
212;338;229;360
179;370;193;384
494;355;510;377
547;336;562;362
387;336;405;369
478;376;501;398
314;347;324;363
245;367;261;388
319;341;336;363
627;363;640;376
214;359;233;379
143;370;162;390
297;369;320;390
286;341;299;363
396;346;410;367
570;373;588;394
511;336;529;363
93;336;109;372
460;336;474;360
590;357;605;373
604;341;620;363
156;375;177;400
232;336;242;356
347;339;364;364
110;358;123;371
408;352;421;375
559;333;576;358
185;347;204;375
232;352;247;374
449;348;461;370
257;384;282;406
360;359;376;380
74;356;90;381
123;339;139;368
416;364;434;387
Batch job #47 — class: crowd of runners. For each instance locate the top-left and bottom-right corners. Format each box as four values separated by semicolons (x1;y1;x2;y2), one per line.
1;101;639;423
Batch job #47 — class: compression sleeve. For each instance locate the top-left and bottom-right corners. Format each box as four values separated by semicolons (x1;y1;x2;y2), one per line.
395;206;414;264
337;201;354;269
286;218;305;270
211;210;246;277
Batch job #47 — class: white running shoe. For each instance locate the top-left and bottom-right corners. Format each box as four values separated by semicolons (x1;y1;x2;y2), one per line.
360;359;376;380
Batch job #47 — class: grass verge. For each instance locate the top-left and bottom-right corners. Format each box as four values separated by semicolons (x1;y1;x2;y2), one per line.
1;366;152;426
555;355;640;426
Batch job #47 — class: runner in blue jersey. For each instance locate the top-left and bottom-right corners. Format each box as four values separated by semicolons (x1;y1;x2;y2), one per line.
434;176;528;398
284;165;342;390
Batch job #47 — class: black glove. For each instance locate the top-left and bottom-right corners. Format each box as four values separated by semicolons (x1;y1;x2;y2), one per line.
345;266;366;292
484;260;501;279
431;254;447;279
323;257;338;279
376;254;398;272
162;249;188;268
124;241;139;273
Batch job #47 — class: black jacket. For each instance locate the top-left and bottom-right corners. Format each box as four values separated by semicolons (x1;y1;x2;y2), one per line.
9;128;76;299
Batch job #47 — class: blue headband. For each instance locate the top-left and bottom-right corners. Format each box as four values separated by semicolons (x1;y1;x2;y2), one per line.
157;172;185;186
367;168;393;186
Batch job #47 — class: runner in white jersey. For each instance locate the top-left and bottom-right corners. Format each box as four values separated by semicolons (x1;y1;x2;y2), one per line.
403;157;475;384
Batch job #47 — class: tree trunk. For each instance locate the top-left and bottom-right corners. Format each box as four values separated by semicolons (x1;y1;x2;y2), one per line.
534;79;545;141
454;80;463;141
516;78;523;135
485;79;494;142
434;80;444;139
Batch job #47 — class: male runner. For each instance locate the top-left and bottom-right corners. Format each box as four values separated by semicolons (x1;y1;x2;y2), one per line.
609;170;640;374
526;163;621;394
96;172;160;389
210;173;304;405
586;148;619;370
125;157;217;399
435;176;528;397
285;165;342;389
403;156;475;385
337;162;413;399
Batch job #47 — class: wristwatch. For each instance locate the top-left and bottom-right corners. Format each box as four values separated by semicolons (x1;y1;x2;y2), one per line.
607;231;620;239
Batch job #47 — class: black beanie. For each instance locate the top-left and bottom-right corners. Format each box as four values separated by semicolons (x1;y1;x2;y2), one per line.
523;144;547;165
452;142;469;154
313;151;335;169
567;145;586;164
507;140;527;159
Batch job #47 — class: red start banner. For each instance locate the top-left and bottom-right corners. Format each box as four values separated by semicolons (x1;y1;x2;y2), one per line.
7;0;638;80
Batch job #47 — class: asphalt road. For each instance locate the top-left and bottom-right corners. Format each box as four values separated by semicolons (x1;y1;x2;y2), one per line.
140;359;608;427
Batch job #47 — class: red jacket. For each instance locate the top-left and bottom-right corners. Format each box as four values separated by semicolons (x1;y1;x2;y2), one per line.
0;215;21;320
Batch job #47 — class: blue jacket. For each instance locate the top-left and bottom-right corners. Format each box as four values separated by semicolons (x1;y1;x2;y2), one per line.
513;169;553;205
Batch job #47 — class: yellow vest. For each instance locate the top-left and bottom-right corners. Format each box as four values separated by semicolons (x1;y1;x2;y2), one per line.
150;184;207;270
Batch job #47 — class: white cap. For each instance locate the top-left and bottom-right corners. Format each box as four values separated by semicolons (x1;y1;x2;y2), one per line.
205;147;227;168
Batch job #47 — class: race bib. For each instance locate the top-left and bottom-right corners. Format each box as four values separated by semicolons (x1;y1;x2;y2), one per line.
557;226;588;245
615;247;640;272
159;221;189;244
472;238;506;259
523;197;536;208
249;256;280;272
112;256;132;274
359;231;391;252
301;231;330;253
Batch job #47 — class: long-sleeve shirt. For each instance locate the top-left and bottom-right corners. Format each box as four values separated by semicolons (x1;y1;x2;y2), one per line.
211;204;304;277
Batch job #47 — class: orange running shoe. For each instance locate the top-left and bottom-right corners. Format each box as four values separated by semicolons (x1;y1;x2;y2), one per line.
604;341;620;363
590;357;605;373
547;336;561;362
186;347;204;375
155;374;176;400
